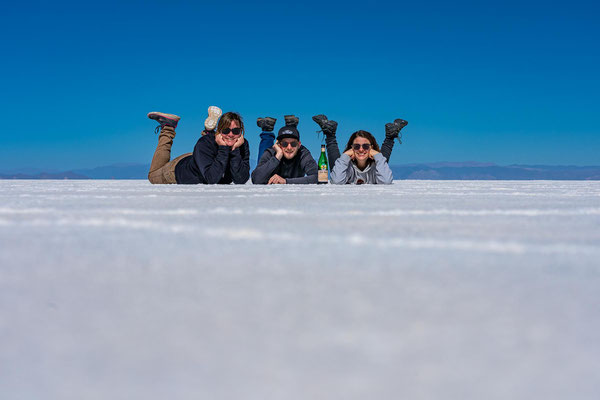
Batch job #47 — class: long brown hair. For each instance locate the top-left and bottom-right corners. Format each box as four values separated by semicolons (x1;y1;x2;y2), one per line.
343;130;380;152
217;111;245;134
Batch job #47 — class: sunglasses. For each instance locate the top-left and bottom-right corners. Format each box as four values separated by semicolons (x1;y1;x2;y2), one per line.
279;140;299;148
352;143;371;151
221;127;242;135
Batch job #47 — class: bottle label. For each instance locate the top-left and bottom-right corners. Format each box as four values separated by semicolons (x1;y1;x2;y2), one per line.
318;169;328;183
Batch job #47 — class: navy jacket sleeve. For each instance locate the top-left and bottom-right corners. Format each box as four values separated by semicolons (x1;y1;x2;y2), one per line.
286;147;318;184
251;149;280;184
229;140;250;184
194;138;231;184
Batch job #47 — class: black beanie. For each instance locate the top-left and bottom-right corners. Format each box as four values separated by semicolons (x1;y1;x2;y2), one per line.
276;125;300;141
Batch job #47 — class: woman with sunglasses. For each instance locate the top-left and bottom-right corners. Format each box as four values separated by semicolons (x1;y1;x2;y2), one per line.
329;130;394;185
147;110;250;184
312;114;408;169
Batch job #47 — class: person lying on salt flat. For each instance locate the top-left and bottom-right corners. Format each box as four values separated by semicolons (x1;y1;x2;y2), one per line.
312;114;407;169
251;115;318;185
312;115;407;185
147;108;250;185
329;130;394;185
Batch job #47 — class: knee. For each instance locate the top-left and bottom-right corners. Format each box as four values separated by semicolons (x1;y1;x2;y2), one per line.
148;172;159;184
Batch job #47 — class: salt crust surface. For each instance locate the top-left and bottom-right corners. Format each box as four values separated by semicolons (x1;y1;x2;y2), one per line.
1;180;599;399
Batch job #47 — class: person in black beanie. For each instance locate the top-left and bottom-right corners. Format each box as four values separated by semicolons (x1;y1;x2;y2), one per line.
251;122;318;184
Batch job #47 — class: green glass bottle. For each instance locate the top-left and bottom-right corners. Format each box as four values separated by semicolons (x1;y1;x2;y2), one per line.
317;144;328;184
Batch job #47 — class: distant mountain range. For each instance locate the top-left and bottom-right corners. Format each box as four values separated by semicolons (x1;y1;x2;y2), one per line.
389;162;600;180
1;162;600;180
0;164;149;180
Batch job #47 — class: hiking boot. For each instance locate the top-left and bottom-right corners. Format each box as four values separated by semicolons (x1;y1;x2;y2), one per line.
257;117;277;132
312;114;338;136
394;118;408;130
385;118;408;139
204;106;222;131
148;112;180;134
385;123;400;139
284;114;299;128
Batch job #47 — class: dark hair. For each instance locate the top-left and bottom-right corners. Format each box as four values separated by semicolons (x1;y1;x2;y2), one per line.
343;130;380;152
217;112;245;134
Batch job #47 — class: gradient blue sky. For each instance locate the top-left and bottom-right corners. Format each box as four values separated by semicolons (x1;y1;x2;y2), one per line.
1;0;598;170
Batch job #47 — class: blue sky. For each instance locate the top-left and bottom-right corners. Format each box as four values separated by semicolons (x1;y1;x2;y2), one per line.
1;0;598;170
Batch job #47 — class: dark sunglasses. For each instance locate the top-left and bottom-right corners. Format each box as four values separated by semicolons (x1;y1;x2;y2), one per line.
352;143;371;151
221;128;242;135
280;140;299;148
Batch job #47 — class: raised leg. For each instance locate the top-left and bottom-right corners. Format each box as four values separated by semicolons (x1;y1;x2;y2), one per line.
382;119;408;163
256;117;277;163
147;112;180;184
312;114;340;167
148;125;176;184
380;133;395;162
325;134;341;168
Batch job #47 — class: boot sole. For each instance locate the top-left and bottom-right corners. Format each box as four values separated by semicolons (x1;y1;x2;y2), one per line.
147;111;181;122
260;117;277;131
204;106;222;130
394;119;408;128
312;115;328;128
284;115;299;126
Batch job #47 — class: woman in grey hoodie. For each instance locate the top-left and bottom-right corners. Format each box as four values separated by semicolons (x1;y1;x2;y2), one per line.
330;130;394;185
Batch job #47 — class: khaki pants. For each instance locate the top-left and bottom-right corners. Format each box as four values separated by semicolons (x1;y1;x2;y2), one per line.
148;125;192;184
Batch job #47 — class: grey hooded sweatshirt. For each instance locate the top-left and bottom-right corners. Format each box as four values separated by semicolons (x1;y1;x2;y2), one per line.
330;153;394;184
